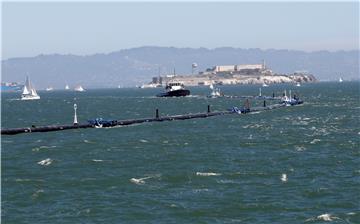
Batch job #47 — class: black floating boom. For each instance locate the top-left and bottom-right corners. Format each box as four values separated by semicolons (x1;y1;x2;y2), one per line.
1;103;289;136
1;111;231;136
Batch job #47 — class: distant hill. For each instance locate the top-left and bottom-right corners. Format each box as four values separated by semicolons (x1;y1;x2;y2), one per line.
1;47;359;88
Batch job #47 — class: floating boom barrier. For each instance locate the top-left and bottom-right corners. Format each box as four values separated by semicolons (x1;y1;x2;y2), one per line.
1;101;299;136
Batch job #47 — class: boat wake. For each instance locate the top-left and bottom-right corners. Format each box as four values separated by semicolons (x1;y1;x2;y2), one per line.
7;98;22;101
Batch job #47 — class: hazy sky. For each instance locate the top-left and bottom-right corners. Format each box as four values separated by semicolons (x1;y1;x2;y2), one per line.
2;1;359;59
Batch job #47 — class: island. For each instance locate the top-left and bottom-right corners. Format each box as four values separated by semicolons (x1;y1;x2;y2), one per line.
140;61;317;88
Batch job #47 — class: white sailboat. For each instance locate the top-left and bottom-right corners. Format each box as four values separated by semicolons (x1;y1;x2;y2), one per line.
65;84;70;90
74;85;85;92
21;76;40;100
339;77;343;83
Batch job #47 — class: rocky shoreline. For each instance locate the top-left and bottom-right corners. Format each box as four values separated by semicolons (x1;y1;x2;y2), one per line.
144;71;317;87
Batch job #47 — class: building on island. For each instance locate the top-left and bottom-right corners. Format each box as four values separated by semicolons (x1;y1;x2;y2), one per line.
212;60;266;73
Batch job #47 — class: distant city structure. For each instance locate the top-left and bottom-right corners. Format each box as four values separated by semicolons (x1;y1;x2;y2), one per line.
0;82;23;92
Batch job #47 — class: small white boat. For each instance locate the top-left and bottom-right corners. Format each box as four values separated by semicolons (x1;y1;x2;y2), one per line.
296;82;301;87
65;84;70;90
339;77;343;83
21;76;40;100
208;85;222;98
209;88;221;98
46;87;54;91
74;85;85;92
262;83;269;87
139;83;159;88
281;90;303;106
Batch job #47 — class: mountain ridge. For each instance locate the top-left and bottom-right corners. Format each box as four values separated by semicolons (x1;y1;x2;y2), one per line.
2;47;359;88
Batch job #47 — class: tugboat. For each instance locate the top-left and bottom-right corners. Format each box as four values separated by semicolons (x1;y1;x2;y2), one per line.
156;82;190;97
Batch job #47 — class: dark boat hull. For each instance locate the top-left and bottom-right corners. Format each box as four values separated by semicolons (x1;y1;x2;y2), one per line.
157;89;190;97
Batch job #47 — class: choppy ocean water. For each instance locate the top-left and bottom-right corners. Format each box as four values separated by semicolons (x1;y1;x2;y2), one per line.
1;82;359;223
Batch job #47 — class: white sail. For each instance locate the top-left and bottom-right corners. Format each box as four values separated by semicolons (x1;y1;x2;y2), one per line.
22;85;30;95
65;84;70;90
31;88;38;96
22;76;31;94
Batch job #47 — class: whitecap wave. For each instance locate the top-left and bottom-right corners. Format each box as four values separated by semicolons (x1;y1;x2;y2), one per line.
295;146;306;151
2;140;14;143
32;145;57;152
217;179;236;184
130;177;151;185
196;172;221;176
32;189;44;199
83;139;95;143
15;178;32;182
92;159;104;162
193;188;209;193
15;178;44;182
281;173;288;182
310;139;321;144
37;158;53;166
130;174;161;185
305;213;340;222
